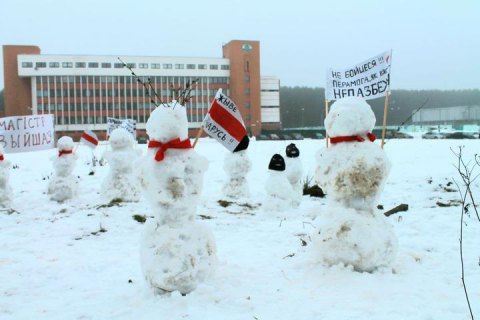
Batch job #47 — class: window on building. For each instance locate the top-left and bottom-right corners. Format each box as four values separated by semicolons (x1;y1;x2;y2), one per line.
139;63;148;69
49;62;60;68
175;64;184;69
245;88;250;96
88;62;99;68
186;64;196;69
210;64;218;70
198;64;207;70
35;62;47;68
62;62;73;68
244;61;250;72
221;65;229;70
245;102;251;109
151;63;161;69
245;75;250;82
114;63;124;68
101;63;111;68
126;63;136;68
163;64;172;69
22;62;33;68
75;62;86;68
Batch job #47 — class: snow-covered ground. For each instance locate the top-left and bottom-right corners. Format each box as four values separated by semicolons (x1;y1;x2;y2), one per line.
1;138;479;319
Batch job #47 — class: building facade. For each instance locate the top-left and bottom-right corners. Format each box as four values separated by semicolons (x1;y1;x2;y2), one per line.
412;105;480;126
2;40;281;139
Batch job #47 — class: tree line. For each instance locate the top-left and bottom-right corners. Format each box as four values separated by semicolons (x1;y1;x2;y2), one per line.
280;87;480;128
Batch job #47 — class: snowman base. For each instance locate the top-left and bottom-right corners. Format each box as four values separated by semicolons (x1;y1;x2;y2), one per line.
312;206;398;272
140;220;216;295
48;177;77;202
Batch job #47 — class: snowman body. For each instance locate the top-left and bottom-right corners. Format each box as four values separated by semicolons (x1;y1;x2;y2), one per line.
139;103;216;294
0;147;12;207
223;150;251;199
264;154;300;211
48;136;78;202
312;97;397;271
101;128;141;202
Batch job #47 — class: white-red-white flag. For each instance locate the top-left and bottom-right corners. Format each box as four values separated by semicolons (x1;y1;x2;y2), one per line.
80;130;99;149
202;89;248;152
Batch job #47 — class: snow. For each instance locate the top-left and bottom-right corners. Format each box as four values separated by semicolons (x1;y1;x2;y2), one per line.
1;138;479;319
223;150;251;199
0;145;12;207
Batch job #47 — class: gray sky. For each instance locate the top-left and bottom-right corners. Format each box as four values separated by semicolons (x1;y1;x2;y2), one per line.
1;0;479;90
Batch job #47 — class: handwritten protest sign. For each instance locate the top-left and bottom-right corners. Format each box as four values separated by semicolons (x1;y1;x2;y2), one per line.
326;50;392;101
106;118;136;138
0;114;55;153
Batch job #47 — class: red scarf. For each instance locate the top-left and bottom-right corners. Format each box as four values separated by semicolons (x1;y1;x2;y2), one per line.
58;150;73;157
330;132;376;144
0;155;3;161
148;138;192;161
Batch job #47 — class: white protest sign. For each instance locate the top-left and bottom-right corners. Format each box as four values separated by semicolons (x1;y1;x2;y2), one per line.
107;118;136;138
326;50;392;101
0;114;55;153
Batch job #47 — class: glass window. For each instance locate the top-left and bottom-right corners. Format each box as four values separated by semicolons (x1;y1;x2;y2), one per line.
175;64;184;69
210;64;218;70
88;62;99;68
163;64;172;69
35;62;47;68
151;63;161;69
126;63;136;68
186;64;196;69
245;102;251;109
22;62;33;68
62;62;73;68
114;63;124;68
198;64;207;70
139;63;148;69
49;62;60;68
75;62;86;68
245;88;250;96
245;75;250;82
221;64;229;70
101;63;112;68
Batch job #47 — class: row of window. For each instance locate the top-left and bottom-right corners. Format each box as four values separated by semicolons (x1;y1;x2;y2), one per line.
23;61;229;70
37;88;226;98
38;101;212;113
35;75;229;84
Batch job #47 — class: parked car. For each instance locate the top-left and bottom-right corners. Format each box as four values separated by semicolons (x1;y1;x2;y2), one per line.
390;131;413;139
314;133;325;139
291;133;304;140
422;132;445;139
444;132;476;139
138;137;148;144
269;133;280;140
281;134;293;140
257;134;269;140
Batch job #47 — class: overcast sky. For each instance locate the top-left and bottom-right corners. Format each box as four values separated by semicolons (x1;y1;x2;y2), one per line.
1;0;479;90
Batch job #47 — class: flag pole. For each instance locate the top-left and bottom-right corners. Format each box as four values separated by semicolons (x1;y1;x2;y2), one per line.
325;99;329;148
192;127;204;148
381;91;390;149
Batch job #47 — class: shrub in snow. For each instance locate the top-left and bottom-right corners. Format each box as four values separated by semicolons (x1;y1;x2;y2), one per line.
139;103;216;295
101;128;141;202
0;145;13;207
312;97;397;271
223;137;251;199
265;154;300;211
48;136;78;202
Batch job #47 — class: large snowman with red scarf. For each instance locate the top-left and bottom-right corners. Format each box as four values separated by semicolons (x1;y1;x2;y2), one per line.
138;102;216;295
312;97;397;272
48;136;78;202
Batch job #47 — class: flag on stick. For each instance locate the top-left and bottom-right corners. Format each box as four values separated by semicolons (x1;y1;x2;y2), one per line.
80;130;99;149
201;89;248;152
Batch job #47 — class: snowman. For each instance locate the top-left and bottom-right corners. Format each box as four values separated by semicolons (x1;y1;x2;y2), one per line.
264;153;300;211
285;143;303;194
48;136;78;202
0;145;13;207
138;102;216;295
312;97;397;272
101;127;141;202
223;135;251;199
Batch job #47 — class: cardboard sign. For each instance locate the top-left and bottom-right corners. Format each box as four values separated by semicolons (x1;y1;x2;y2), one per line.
326;50;392;101
0;114;55;153
202;89;247;152
107;118;136;138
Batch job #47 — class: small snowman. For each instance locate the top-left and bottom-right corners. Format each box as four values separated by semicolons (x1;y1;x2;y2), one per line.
139;102;216;295
48;136;78;202
223;135;251;199
0;145;13;207
265;153;300;211
285;143;303;193
311;97;397;272
101;127;141;202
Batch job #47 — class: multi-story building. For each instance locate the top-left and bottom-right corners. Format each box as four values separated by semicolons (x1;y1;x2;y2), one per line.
2;40;281;139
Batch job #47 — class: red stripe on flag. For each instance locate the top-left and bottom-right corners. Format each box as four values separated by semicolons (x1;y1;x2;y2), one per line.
208;100;246;142
81;132;99;146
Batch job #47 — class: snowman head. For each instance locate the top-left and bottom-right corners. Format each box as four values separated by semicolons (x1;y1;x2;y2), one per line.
325;97;376;137
146;102;188;143
109;127;133;149
57;136;74;151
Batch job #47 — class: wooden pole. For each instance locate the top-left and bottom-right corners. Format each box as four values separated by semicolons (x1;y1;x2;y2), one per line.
192;127;204;148
381;91;390;149
325;99;329;148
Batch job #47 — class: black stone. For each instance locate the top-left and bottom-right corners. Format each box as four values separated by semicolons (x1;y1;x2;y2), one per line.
286;143;300;158
269;154;285;171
